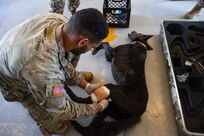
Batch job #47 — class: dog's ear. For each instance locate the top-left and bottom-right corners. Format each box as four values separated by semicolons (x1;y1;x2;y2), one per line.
145;43;153;50
128;31;153;50
142;35;153;51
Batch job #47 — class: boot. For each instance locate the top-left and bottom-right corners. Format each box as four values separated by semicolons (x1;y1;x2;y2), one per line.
40;121;69;136
80;71;93;82
184;4;203;19
40;126;51;136
54;123;68;134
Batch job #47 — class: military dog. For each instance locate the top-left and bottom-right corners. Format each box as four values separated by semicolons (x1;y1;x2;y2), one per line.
65;31;153;136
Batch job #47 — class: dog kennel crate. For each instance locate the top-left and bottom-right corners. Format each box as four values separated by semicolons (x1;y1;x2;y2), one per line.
103;0;131;28
160;20;204;136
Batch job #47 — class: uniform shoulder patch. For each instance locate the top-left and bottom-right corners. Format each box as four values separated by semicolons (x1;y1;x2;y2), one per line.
53;84;65;96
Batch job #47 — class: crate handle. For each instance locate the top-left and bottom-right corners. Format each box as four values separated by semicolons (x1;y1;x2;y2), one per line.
111;10;123;15
112;0;123;2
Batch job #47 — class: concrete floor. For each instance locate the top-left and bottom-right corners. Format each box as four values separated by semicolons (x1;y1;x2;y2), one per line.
0;0;203;136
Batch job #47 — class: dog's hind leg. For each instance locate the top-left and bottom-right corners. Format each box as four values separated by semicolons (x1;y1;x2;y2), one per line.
107;102;132;120
96;114;141;136
88;109;109;128
71;110;108;136
71;121;90;136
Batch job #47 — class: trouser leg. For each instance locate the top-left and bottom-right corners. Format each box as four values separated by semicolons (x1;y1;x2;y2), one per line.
184;0;204;19
49;0;65;14
67;0;80;14
21;95;69;135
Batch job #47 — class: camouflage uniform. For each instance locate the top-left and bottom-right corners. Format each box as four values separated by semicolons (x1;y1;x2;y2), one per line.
49;0;80;14
184;0;204;19
0;13;98;135
198;0;204;7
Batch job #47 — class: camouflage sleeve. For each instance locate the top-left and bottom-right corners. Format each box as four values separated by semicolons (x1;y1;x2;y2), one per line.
20;50;98;120
45;82;98;120
63;63;84;85
67;0;80;11
55;97;98;120
63;52;84;86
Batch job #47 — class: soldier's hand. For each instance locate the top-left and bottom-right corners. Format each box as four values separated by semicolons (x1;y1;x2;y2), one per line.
96;99;109;112
85;83;101;95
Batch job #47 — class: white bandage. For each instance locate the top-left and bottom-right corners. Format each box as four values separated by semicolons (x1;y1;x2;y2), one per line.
98;99;109;111
91;93;97;102
84;83;92;95
90;86;110;102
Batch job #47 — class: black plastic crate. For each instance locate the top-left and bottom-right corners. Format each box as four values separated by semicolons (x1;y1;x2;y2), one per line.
103;0;131;28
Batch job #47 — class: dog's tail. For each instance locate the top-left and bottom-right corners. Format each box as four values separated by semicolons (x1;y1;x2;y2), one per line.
98;114;141;136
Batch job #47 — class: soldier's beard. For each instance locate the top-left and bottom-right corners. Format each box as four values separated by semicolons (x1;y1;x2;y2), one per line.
70;46;88;55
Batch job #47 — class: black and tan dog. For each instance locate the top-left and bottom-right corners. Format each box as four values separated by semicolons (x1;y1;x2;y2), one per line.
65;31;153;136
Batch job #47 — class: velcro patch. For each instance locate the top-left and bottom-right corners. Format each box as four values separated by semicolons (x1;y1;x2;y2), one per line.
53;84;65;96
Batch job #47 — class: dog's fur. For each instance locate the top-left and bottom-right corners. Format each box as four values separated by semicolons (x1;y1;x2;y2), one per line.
64;31;153;136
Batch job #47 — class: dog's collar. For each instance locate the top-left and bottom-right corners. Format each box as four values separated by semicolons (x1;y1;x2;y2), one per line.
131;41;147;49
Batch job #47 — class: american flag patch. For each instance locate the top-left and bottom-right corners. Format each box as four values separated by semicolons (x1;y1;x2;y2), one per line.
53;84;65;96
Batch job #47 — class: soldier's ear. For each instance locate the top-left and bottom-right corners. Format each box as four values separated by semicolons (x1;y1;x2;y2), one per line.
78;38;89;47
